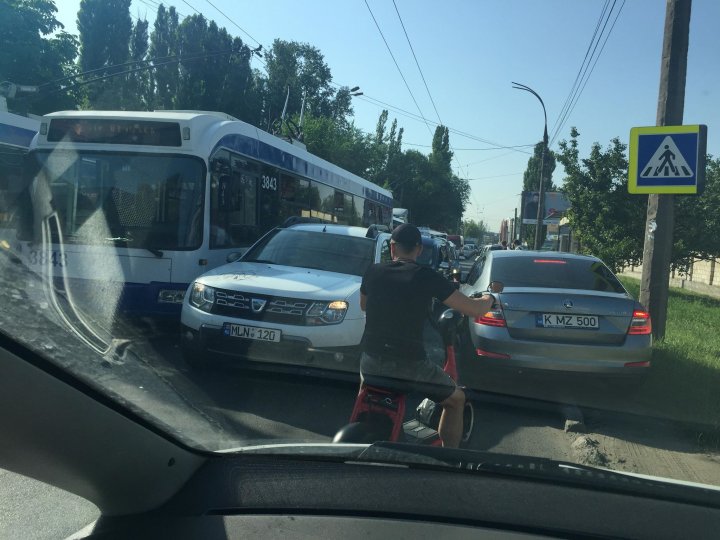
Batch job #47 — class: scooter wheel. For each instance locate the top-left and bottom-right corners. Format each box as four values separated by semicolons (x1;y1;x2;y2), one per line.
460;401;475;445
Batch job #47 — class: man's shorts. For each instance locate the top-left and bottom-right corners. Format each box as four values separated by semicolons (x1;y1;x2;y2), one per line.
359;351;457;403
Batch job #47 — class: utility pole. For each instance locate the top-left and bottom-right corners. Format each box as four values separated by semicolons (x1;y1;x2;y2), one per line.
639;0;692;340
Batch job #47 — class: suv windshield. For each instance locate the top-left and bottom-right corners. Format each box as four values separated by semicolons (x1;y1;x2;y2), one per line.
242;228;376;276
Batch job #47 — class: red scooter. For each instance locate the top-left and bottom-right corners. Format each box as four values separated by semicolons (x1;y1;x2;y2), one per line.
333;308;474;446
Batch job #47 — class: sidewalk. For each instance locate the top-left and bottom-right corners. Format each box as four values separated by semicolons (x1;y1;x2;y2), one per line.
620;269;720;299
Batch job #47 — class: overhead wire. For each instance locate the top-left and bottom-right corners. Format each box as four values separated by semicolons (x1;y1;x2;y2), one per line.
552;0;626;145
391;0;466;178
550;0;623;145
551;0;616;143
134;0;529;156
363;0;434;138
549;0;610;142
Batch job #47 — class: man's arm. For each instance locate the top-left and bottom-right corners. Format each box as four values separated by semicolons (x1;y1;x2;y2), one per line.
442;290;496;319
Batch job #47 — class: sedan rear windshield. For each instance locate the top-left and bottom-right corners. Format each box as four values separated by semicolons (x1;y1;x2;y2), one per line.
490;256;626;294
242;229;376;276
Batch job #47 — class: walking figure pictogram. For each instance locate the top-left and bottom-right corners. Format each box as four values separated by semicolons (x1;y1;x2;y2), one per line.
654;145;678;176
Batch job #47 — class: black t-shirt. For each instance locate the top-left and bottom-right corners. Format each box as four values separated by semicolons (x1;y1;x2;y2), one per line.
361;260;456;362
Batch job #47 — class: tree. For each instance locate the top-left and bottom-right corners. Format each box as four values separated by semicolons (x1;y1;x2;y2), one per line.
77;0;133;109
149;4;180;111
557;128;720;273
298;113;371;178
262;40;351;130
557;128;647;272
673;156;720;269
125;18;151;110
522;140;557;192
0;0;79;114
463;219;487;240
399;125;469;231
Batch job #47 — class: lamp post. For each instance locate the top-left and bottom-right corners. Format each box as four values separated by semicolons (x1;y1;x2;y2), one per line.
512;82;548;250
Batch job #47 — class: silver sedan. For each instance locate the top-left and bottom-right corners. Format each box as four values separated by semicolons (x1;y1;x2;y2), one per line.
459;250;652;377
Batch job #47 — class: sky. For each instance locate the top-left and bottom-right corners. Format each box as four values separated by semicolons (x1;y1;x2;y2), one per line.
52;0;720;232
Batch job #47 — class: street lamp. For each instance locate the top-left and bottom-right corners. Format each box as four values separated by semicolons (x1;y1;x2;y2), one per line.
512;81;548;250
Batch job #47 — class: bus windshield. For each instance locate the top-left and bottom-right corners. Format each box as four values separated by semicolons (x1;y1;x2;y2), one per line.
29;151;205;251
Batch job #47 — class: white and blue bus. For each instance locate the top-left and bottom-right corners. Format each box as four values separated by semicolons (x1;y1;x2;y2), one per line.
1;111;39;233
18;110;393;317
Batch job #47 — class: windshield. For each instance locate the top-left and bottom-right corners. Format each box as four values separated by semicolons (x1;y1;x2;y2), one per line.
2;1;720;534
27;151;205;250
242;229;376;276
491;256;626;293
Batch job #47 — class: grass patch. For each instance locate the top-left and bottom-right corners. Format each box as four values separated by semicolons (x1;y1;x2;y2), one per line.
620;276;720;429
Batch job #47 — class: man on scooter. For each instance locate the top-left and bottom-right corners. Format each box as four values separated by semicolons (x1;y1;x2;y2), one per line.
360;223;499;448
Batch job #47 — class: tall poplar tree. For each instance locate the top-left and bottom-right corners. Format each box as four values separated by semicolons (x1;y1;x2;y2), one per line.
77;0;132;109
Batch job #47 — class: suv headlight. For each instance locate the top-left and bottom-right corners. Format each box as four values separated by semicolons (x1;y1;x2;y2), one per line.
306;300;348;325
189;282;215;312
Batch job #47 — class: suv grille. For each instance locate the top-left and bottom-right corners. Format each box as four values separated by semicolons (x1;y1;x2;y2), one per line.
212;288;312;325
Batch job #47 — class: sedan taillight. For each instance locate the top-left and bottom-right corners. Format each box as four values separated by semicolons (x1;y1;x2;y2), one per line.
628;309;652;335
474;304;506;327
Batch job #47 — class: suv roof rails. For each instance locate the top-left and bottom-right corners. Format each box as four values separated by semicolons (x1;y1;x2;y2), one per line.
280;216;327;228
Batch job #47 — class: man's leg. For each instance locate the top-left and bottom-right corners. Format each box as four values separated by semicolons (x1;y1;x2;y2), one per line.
438;387;465;448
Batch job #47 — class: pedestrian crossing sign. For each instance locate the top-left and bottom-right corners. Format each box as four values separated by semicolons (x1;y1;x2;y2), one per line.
628;125;707;194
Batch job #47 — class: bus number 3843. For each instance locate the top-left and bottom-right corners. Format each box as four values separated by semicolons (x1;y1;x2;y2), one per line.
261;175;277;191
29;250;67;267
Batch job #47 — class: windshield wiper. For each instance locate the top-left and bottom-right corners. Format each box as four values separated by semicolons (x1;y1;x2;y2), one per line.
104;237;163;258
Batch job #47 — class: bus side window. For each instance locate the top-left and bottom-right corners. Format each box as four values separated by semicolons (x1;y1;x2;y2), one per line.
210;151;259;249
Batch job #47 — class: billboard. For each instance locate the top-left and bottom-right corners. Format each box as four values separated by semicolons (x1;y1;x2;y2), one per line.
521;191;571;225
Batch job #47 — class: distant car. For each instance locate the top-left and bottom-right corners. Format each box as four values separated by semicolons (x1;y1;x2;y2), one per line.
459;250;652;379
181;224;391;368
461;244;477;259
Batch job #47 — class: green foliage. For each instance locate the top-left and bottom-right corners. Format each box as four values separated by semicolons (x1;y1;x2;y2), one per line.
557;128;646;272
149;4;180;110
522;140;557;192
263;39;350;128
125;19;151;110
2;1;469;230
0;0;80;113
558;128;720;272
673;156;720;270
298;114;371;178
77;0;132;108
463;219;487;239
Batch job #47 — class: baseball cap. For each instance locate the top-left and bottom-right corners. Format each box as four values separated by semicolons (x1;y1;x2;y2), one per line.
391;223;422;246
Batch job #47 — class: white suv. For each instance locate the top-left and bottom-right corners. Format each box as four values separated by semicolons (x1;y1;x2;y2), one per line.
180;224;391;369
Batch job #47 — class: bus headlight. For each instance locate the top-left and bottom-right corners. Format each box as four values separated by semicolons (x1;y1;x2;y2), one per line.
189;282;215;312
306;301;348;325
158;289;186;304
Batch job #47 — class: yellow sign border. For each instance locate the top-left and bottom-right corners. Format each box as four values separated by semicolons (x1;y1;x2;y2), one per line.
628;125;702;194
